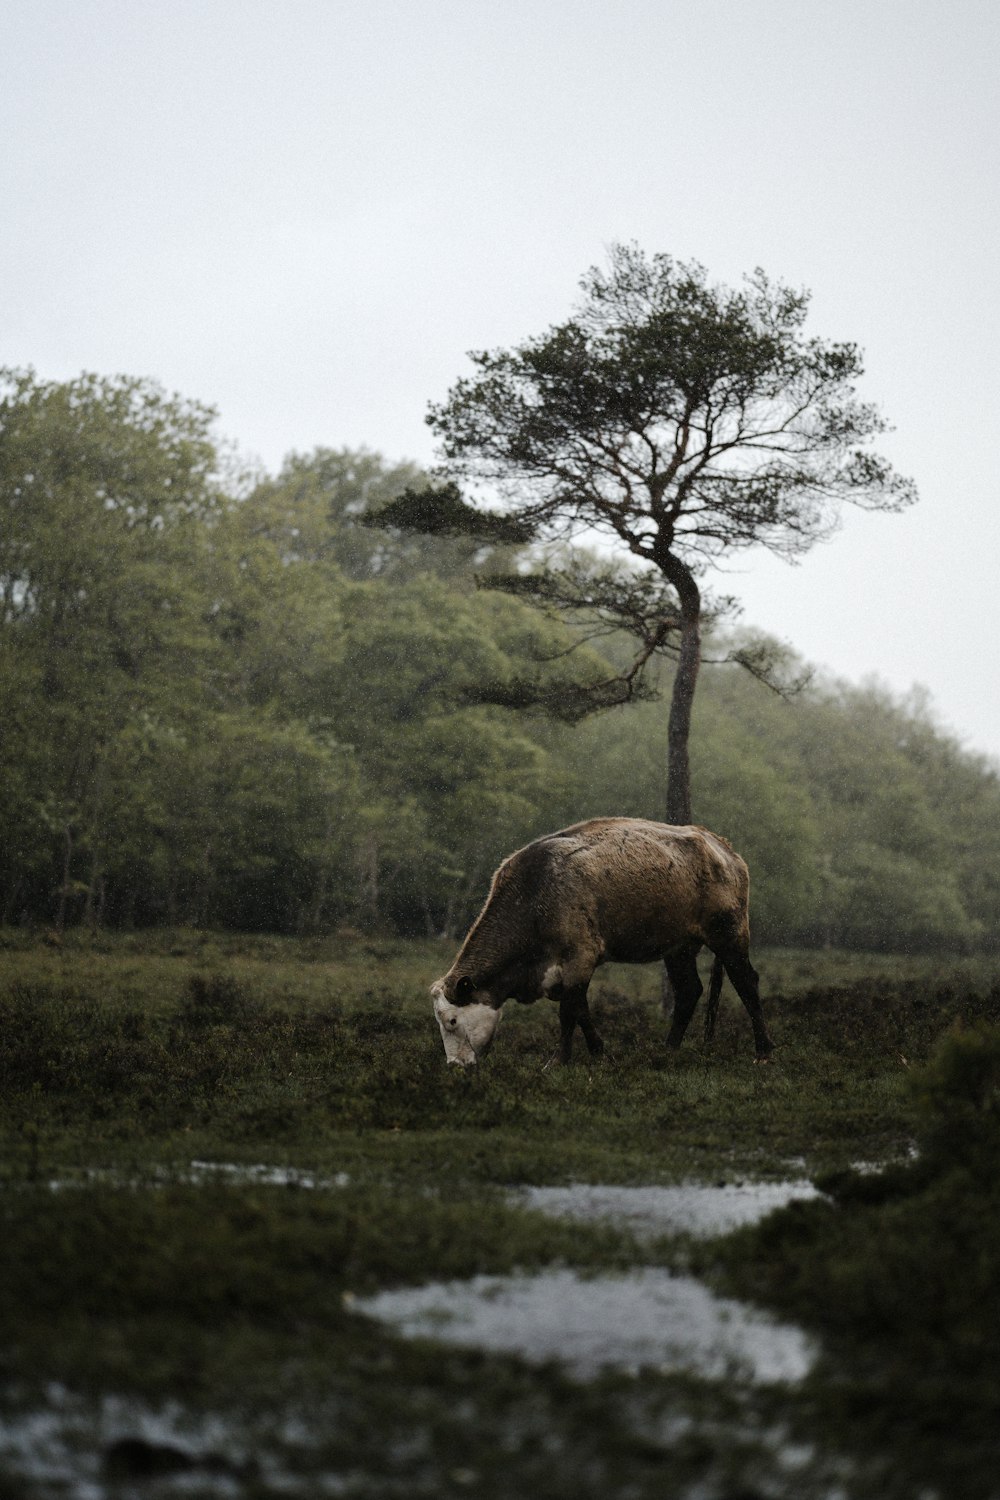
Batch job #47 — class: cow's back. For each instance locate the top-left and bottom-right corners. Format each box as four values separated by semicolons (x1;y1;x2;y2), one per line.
531;818;747;961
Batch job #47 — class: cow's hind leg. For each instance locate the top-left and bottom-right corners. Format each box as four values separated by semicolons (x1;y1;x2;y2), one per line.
704;954;726;1044
706;911;773;1061
664;945;704;1051
720;947;773;1061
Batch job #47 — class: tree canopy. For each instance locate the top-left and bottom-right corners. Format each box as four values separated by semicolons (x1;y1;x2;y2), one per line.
387;245;917;820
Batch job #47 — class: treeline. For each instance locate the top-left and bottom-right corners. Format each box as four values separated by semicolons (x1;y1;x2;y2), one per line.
2;368;998;952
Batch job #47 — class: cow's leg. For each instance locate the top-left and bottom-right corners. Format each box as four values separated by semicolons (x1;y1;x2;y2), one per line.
704;954;726;1044
576;993;605;1058
550;984;602;1066
664;946;704;1051
720;948;773;1061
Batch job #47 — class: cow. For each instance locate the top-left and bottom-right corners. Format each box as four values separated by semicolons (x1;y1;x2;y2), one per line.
431;817;773;1067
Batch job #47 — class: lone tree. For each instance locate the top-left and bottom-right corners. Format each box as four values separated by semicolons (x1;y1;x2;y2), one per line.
378;245;917;822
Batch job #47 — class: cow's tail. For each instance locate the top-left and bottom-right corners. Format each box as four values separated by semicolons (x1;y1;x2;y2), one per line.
704;954;725;1044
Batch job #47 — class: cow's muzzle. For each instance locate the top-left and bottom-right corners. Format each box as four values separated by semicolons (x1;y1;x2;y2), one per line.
432;990;501;1066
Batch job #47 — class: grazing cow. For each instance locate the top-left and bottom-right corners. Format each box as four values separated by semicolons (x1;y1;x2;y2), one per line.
432;817;773;1067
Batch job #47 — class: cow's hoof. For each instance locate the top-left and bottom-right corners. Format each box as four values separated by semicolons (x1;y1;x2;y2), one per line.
753;1054;774;1065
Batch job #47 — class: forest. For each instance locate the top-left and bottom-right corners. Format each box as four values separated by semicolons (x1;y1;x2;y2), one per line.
5;369;1000;1500
2;364;998;954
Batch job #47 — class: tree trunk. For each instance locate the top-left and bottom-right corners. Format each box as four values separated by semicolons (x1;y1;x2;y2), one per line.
55;823;74;933
2;876;21;926
83;846;103;928
356;831;380;931
657;554;701;1013
197;841;215;928
305;813;335;934
660;556;702;826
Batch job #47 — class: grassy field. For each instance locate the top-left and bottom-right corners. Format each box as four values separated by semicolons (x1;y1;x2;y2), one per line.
2;929;999;1497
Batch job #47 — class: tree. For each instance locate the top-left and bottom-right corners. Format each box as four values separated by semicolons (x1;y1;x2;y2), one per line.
383;245;917;822
326;572;606;932
250;446;523;586
0;367;227;926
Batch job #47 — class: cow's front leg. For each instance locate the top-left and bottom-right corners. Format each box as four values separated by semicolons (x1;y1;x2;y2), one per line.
554;985;603;1066
576;993;605;1058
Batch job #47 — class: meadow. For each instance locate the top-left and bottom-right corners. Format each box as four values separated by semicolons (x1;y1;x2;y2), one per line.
2;929;999;1498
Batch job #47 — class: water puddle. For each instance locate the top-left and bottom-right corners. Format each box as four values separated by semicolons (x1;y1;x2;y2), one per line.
185;1160;351;1190
352;1268;815;1384
0;1386;371;1499
353;1179;821;1384
514;1178;821;1239
1;1177;828;1494
0;1388;258;1498
37;1162;351;1193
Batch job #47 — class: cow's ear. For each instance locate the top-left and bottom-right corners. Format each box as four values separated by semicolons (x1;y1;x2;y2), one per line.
456;975;475;1000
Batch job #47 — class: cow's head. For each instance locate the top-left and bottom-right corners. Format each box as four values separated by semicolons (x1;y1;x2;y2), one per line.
431;975;502;1066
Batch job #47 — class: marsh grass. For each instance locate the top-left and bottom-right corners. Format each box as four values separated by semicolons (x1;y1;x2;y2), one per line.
702;1016;1000;1498
3;936;991;1181
2;931;1000;1497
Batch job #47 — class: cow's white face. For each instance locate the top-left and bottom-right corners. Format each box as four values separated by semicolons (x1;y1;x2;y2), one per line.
432;986;501;1066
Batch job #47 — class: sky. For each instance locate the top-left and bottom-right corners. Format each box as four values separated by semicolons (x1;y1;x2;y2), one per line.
3;0;999;759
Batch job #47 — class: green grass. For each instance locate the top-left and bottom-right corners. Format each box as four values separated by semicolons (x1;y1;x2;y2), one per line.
1;930;999;1497
2;931;991;1180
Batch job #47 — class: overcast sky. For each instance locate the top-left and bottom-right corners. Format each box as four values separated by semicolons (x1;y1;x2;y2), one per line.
4;0;999;758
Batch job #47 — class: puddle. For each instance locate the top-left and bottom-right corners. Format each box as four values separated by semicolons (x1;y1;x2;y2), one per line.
352;1268;815;1383
0;1386;370;1499
514;1179;822;1240
0;1388;258;1498
353;1180;821;1384
37;1162;351;1193
185;1161;350;1190
0;1382;847;1500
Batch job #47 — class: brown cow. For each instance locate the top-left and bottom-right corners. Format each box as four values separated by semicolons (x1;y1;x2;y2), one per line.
431;817;773;1066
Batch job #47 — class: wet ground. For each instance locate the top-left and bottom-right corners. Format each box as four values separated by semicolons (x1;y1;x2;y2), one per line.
0;1388;259;1498
353;1178;820;1383
0;1174;823;1496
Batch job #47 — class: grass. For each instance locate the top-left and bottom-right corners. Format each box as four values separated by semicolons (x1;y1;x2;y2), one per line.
2;932;991;1181
1;928;999;1497
705;1017;1000;1498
